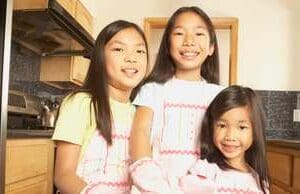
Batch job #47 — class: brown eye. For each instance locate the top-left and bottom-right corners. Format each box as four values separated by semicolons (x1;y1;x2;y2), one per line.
195;33;205;36
136;49;146;54
112;47;123;52
239;126;248;130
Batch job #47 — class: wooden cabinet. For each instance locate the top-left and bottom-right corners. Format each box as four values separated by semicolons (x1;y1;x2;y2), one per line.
40;53;90;88
57;0;77;17
39;0;93;88
14;0;76;14
5;138;55;194
75;0;93;35
270;184;291;194
267;142;300;194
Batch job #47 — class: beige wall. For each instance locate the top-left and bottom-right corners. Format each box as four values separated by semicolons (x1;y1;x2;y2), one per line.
80;0;299;91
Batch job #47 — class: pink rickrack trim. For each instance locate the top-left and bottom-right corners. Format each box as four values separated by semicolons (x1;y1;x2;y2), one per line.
160;149;200;156
112;134;130;140
85;181;130;193
130;159;160;176
164;102;207;110
217;187;263;194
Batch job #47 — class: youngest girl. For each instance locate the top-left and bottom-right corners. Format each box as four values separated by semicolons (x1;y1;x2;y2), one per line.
180;85;270;194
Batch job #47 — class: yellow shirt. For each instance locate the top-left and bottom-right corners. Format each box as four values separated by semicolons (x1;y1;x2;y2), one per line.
52;92;135;160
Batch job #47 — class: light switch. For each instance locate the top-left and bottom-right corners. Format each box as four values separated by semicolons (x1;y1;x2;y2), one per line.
293;109;300;122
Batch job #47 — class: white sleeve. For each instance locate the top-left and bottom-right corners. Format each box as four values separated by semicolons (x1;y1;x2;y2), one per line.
133;82;163;112
132;82;164;145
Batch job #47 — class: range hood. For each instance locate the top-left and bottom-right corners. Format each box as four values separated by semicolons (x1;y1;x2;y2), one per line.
12;0;94;57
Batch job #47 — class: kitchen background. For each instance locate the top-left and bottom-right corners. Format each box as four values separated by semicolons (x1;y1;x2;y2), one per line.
1;0;300;193
9;0;300;137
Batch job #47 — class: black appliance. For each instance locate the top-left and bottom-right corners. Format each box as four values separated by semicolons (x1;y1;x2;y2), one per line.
7;90;44;129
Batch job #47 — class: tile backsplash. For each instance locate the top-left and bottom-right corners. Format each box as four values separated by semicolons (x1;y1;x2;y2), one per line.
9;41;70;97
256;90;300;139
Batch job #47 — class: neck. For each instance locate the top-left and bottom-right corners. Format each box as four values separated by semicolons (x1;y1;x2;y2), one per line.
174;70;202;81
226;157;250;172
108;85;131;103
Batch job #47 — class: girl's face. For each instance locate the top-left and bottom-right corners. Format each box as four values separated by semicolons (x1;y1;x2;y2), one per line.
213;106;253;170
170;11;214;81
105;27;147;100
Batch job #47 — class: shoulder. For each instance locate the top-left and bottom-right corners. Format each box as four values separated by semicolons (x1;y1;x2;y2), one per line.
63;92;92;104
203;82;225;93
60;92;92;110
140;81;165;91
135;81;166;99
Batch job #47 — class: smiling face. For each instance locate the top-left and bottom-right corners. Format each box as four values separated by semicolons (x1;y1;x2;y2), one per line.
213;106;253;170
170;11;214;81
105;27;147;100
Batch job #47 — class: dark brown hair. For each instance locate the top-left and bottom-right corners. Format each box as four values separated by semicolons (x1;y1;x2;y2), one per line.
200;85;269;193
145;6;219;84
66;20;148;145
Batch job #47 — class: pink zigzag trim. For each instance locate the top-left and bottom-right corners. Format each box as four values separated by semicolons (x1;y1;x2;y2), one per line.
160;149;200;156
112;134;130;140
86;181;130;193
217;187;263;194
164;103;207;110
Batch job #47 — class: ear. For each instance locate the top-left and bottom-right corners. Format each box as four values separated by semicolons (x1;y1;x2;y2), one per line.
208;44;215;56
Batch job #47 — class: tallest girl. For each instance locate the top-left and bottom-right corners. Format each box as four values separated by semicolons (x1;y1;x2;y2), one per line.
130;6;224;193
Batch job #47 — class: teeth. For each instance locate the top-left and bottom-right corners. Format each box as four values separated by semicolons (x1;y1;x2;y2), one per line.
122;68;138;74
181;51;199;56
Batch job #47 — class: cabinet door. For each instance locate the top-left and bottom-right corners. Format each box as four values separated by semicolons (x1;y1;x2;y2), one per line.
5;139;55;194
293;157;300;191
270;184;291;194
75;0;93;34
6;176;47;194
267;151;292;185
71;56;90;84
57;0;77;17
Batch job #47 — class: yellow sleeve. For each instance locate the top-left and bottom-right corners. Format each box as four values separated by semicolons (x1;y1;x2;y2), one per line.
52;92;95;145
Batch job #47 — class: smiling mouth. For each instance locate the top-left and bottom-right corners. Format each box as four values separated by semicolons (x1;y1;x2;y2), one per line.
121;68;138;77
221;144;240;153
179;51;200;58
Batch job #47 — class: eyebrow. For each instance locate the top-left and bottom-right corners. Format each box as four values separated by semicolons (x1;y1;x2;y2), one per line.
109;40;146;46
217;119;249;124
173;25;207;30
237;120;249;124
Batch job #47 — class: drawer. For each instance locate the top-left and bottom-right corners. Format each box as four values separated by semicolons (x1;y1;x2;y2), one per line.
5;175;47;194
267;151;292;185
5;139;51;184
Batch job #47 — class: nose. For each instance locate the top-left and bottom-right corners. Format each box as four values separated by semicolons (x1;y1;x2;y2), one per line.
183;33;195;46
124;51;137;63
224;128;237;141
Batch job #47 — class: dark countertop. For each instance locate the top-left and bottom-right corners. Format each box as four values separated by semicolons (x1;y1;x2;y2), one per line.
7;129;54;138
267;138;300;149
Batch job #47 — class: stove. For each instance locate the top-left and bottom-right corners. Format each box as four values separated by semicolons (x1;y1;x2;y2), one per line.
7;90;44;129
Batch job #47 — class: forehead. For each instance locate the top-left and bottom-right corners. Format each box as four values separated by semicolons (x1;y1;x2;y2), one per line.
108;27;145;45
173;11;207;29
219;106;251;122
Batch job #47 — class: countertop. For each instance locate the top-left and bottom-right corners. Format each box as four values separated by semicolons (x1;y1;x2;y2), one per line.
7;129;54;138
267;138;300;149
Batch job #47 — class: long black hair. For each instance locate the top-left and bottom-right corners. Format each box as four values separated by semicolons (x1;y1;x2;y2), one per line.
68;20;148;145
200;85;269;193
145;6;219;84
